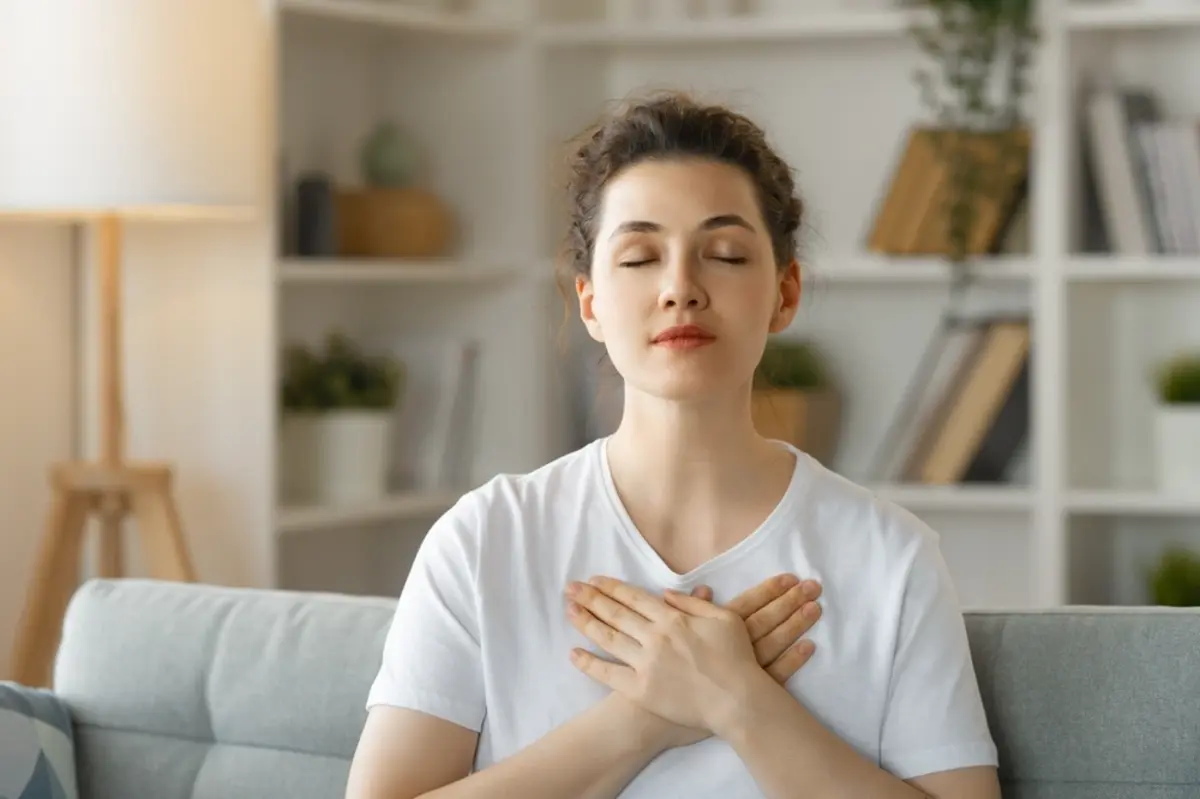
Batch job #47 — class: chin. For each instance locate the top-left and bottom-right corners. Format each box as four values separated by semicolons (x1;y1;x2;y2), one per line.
626;369;743;404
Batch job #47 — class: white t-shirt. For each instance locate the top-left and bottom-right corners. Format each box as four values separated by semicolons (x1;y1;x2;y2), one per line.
366;438;998;796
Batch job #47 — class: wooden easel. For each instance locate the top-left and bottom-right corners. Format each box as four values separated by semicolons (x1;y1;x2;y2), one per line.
9;216;197;689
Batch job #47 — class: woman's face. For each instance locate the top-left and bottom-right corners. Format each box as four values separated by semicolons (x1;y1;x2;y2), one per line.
577;157;801;403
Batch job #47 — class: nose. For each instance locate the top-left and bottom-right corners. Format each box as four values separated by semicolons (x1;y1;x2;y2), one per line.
658;251;709;311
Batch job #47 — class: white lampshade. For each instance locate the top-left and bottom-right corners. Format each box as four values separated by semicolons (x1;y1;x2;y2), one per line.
0;0;265;220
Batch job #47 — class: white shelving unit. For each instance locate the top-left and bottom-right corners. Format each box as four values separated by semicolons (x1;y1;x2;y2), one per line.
278;489;462;535
267;0;1200;607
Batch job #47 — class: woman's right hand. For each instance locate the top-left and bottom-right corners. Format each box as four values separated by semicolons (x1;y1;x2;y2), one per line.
626;573;822;751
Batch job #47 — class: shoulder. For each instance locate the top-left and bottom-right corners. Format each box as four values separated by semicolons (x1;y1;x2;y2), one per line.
793;450;940;564
419;440;602;560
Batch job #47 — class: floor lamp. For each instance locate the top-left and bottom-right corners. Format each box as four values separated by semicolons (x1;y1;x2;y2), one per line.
0;0;262;688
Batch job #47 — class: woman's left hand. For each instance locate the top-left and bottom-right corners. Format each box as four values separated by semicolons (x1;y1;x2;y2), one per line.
565;576;764;735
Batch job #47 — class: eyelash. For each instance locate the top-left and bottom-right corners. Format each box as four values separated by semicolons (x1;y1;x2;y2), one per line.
618;256;747;267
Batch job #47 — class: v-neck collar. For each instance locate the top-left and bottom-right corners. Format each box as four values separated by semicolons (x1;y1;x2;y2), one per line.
593;436;809;586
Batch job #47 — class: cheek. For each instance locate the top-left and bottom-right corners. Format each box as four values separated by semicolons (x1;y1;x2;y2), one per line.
591;275;644;328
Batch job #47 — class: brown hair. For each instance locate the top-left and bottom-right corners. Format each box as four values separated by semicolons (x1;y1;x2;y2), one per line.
560;91;805;283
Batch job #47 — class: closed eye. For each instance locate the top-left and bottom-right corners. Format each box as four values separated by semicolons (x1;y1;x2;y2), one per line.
619;258;656;267
713;256;748;264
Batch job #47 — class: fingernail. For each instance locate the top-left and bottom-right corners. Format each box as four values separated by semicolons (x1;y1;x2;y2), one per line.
803;580;820;598
779;574;799;588
565;582;580;597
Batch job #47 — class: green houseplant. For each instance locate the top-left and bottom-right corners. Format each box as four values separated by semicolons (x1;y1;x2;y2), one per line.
1151;352;1200;494
279;332;405;505
1147;547;1200;607
751;339;842;467
909;0;1037;281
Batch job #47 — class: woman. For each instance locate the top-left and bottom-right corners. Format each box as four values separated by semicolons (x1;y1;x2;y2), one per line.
346;93;1000;799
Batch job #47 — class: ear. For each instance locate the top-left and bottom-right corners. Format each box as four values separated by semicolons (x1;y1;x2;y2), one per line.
576;275;605;343
768;259;802;333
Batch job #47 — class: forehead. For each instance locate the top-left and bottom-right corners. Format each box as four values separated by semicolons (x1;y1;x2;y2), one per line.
598;158;762;230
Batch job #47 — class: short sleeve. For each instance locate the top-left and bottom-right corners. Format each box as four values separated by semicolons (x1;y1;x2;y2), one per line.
879;528;999;779
365;495;486;732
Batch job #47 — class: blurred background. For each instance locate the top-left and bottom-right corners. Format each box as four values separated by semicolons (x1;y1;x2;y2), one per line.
4;0;1200;675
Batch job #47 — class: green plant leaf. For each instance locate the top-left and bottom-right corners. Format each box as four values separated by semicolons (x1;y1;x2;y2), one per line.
754;339;831;391
279;331;405;412
1155;353;1200;405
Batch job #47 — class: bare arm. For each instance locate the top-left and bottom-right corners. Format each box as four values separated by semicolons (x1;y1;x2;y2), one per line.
344;697;668;799
715;669;1001;799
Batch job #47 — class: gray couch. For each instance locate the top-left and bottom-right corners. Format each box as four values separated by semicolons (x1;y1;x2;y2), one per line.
51;578;1200;798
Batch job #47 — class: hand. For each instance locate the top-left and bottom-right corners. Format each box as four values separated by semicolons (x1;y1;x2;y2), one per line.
645;576;822;750
566;575;822;749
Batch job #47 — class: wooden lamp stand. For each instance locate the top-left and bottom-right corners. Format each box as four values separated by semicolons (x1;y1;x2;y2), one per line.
9;216;198;688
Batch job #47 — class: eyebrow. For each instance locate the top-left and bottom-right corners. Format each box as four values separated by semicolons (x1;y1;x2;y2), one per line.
608;214;757;240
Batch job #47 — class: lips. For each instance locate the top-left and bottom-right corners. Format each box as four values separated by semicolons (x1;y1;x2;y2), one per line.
652;324;716;346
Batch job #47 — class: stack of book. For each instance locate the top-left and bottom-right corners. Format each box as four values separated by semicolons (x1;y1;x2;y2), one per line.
866;126;1032;257
1083;83;1200;255
879;316;1031;485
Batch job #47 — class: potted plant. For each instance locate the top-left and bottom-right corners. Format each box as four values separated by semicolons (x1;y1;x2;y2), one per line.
1147;547;1200;607
909;0;1037;283
751;338;842;467
279;332;405;505
1152;352;1200;494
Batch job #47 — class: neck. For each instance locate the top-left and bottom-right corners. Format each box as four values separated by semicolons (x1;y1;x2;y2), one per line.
605;386;794;558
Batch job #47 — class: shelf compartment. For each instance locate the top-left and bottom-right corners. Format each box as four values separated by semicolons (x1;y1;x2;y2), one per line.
535;9;929;47
277;489;462;534
279;0;520;37
870;483;1034;513
810;254;1033;284
278;258;527;285
1065;256;1200;282
1067;489;1200;516
1067;1;1200;31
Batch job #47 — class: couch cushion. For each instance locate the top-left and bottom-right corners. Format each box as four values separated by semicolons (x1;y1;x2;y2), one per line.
53;579;397;799
966;607;1200;798
0;681;80;799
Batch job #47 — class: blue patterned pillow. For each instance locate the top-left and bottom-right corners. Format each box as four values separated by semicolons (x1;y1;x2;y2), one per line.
0;681;79;799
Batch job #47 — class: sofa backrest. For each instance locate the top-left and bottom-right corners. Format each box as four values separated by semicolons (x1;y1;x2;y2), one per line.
54;579;393;799
54;579;1200;799
965;606;1200;797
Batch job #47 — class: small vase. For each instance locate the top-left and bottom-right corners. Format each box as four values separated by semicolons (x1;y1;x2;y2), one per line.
360;121;420;188
314;410;395;504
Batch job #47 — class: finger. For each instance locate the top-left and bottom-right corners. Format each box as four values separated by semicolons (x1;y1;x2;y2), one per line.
754;600;822;666
571;581;654;636
745;580;820;641
662;589;727;619
725;573;800;619
567;601;642;664
691;585;714;602
764;639;816;684
570;647;637;692
587;576;670;622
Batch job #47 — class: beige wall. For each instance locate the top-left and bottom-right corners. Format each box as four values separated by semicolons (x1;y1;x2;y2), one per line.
0;225;76;678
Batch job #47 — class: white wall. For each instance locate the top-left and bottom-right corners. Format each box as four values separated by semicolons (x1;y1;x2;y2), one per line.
0;226;76;678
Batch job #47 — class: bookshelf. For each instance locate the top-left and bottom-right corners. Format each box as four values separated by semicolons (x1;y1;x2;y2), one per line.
251;0;1200;606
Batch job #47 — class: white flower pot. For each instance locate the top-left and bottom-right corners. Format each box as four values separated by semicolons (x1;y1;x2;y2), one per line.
280;410;394;505
1155;404;1200;494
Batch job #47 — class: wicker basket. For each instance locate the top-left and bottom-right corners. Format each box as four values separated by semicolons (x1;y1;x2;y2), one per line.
751;388;842;467
336;187;454;258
